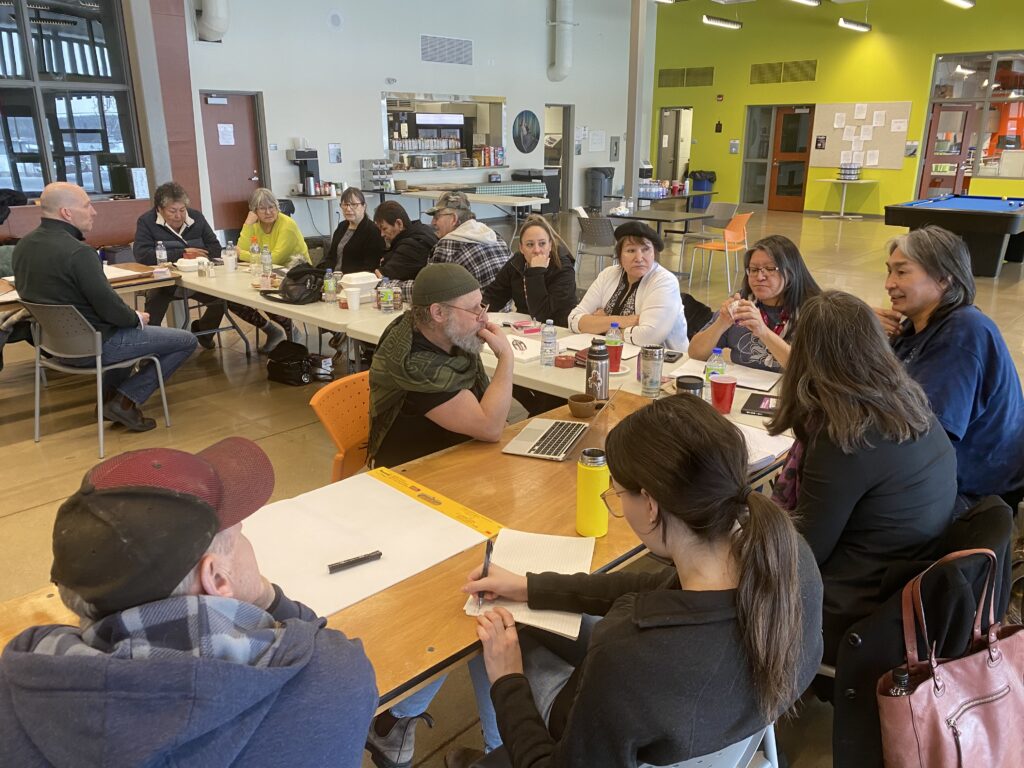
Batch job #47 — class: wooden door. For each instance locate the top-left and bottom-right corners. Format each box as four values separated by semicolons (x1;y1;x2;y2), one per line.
917;104;980;199
199;93;263;229
768;106;814;212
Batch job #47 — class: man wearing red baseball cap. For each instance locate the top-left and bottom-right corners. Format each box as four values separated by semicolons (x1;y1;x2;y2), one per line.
0;437;377;767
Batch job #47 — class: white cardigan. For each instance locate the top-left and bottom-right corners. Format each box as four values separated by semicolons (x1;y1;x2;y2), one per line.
568;262;688;352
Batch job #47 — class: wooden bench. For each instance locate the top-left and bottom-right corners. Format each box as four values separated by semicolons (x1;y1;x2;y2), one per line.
0;586;77;649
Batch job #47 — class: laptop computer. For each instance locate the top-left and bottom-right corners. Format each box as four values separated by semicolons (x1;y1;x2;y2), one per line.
502;389;621;462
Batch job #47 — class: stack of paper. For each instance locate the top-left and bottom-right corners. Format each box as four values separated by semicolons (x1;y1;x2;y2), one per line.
669;357;782;392
103;264;151;281
464;529;596;639
736;422;794;472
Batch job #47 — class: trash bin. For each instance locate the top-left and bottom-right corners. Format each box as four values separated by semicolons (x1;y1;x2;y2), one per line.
585;167;615;211
688;170;717;211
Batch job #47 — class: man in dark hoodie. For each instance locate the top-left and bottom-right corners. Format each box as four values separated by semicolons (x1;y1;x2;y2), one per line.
374;200;437;282
0;437;378;768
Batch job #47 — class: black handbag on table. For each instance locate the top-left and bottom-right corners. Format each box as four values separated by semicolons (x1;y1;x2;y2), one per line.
260;264;326;305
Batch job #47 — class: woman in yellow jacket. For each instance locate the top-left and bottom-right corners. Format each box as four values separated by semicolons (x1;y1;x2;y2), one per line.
232;188;310;351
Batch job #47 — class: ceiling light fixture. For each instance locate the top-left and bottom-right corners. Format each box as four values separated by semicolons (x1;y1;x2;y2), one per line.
789;0;821;6
653;0;674;4
944;0;976;8
954;65;977;75
702;14;742;29
838;17;871;32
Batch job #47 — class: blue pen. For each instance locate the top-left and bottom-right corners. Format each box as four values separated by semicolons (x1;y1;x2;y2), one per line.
478;538;494;611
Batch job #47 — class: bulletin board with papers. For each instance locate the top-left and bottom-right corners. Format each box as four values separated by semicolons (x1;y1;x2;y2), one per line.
809;101;912;170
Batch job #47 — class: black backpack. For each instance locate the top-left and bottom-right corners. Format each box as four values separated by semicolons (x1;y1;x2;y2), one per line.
266;341;333;385
260;264;326;305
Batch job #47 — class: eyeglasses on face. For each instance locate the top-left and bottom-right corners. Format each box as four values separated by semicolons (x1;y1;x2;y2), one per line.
341;201;364;209
601;485;628;518
442;302;489;320
256;205;278;213
745;266;780;277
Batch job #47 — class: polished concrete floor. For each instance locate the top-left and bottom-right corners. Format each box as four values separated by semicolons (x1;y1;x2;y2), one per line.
1;210;1022;767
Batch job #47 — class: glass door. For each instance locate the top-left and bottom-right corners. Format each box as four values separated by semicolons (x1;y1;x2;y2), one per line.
918;103;980;198
767;106;814;212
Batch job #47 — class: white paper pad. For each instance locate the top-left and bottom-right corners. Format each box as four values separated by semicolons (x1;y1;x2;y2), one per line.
489;312;533;325
245;473;487;617
559;333;642;360
735;423;794;472
482;333;542;363
669;357;782;392
103;264;150;281
464;529;596;639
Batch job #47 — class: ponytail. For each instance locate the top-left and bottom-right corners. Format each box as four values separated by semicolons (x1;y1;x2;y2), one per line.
734;491;804;719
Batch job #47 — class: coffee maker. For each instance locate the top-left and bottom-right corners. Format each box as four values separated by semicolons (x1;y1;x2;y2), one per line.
286;149;320;195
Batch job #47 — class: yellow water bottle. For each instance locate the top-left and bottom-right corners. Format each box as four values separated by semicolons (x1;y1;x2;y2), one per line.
576;448;610;537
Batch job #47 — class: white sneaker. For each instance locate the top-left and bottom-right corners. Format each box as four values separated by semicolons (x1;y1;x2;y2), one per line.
258;323;286;353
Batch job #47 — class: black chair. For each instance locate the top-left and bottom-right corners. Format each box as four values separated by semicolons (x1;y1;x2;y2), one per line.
681;292;713;340
828;495;1014;768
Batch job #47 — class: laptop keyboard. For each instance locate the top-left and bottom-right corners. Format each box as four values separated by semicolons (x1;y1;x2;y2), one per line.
529;421;589;457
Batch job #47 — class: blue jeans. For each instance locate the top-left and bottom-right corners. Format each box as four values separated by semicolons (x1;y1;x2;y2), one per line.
389;667;502;752
64;325;197;405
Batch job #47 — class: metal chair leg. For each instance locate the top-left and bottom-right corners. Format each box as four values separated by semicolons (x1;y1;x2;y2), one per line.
96;361;105;458
763;723;779;768
150;356;171;428
33;346;42;444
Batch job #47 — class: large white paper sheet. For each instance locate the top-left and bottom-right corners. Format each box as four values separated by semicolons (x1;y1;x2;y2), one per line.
246;473;487;617
669;357;782;392
559;333;642;360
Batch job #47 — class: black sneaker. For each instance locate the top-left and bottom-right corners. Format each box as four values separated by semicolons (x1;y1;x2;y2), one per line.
103;399;156;432
365;712;434;768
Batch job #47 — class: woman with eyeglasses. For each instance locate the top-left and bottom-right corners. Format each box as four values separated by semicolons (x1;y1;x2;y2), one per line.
452;395;823;768
233;188;309;351
689;235;821;371
317;187;386;274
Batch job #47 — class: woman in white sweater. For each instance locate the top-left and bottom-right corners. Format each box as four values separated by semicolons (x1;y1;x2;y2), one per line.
568;221;688;351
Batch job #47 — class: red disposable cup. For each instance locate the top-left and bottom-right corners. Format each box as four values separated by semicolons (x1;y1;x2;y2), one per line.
710;375;737;415
607;343;623;372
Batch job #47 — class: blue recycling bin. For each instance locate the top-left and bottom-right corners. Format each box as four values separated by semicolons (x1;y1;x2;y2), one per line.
688;171;716;211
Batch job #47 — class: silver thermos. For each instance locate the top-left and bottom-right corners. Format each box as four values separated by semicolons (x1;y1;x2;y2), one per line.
585;338;610;400
303;174;316;196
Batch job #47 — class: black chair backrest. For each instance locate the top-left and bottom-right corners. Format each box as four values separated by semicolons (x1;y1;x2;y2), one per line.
830;495;1014;768
681;292;713;339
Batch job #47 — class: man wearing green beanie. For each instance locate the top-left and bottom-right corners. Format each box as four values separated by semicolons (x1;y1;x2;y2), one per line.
367;263;514;471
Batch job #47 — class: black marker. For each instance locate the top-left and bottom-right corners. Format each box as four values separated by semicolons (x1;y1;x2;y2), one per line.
328;550;382;574
478;539;494;611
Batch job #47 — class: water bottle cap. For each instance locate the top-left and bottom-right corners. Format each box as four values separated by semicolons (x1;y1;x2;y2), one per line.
712;347;723;354
579;448;607;467
610;322;619;328
546;319;553;325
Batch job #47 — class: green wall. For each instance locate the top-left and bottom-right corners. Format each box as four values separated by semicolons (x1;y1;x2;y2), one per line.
653;0;1024;215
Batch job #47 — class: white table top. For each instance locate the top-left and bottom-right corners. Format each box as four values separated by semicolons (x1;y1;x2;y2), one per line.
396;190;548;207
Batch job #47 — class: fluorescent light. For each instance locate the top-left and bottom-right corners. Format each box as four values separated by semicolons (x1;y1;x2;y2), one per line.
653;0;674;4
838;17;871;32
955;65;977;75
789;0;821;6
702;14;742;29
982;79;989;87
944;0;976;8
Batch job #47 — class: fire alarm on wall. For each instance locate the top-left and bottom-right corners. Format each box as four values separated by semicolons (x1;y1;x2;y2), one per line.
715;121;723;133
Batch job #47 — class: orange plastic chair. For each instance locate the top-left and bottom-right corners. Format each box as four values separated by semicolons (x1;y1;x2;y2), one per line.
309;370;371;482
688;212;754;294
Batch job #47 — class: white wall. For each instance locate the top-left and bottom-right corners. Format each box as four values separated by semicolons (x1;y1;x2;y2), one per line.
184;0;644;234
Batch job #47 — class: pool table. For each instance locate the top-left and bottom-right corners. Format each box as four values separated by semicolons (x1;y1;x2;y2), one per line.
884;194;1024;278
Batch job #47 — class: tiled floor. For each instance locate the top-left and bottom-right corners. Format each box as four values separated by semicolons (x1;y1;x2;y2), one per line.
1;210;1022;768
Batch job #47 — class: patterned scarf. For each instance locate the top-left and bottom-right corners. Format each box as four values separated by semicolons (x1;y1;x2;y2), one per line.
31;595;285;667
368;311;490;461
603;272;640;316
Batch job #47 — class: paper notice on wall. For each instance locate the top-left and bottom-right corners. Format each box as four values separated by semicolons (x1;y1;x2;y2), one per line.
661;134;669;148
217;123;235;146
873;110;886;127
852;151;865;165
841;150;853;164
891;119;908;133
843;126;857;141
860;125;874;141
866;149;880;167
852;139;864;152
589;130;606;152
854;104;868;120
834;113;847;129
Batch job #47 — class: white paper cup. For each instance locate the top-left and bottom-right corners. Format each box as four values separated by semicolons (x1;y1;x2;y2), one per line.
344;288;362;311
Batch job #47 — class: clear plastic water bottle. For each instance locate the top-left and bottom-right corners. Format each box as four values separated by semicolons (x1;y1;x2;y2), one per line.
540;319;558;367
605;321;624;372
259;245;273;290
379;280;394;314
704;347;727;401
323;268;337;303
155;241;167;268
249;236;260;275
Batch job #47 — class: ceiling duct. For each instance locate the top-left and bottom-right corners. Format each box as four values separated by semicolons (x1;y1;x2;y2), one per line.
548;0;574;82
196;0;229;43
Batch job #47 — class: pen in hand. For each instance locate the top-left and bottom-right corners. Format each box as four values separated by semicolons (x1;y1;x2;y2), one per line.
328;550;382;575
478;539;494;611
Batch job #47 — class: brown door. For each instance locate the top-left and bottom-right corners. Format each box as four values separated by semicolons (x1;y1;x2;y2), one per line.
199;93;263;229
917;103;980;199
768;106;814;212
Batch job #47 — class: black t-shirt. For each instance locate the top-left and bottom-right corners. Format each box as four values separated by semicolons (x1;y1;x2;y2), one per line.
372;332;485;467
